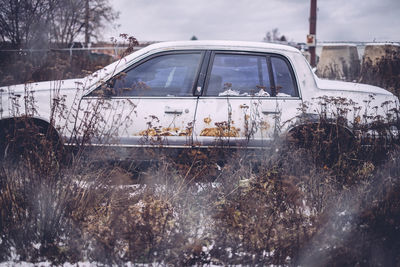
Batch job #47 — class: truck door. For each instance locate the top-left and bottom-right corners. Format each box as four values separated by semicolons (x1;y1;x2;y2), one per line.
193;51;301;148
83;51;204;148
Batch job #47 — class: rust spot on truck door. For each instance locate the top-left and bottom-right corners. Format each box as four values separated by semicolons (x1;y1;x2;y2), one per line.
138;127;192;136
200;121;240;137
260;121;271;130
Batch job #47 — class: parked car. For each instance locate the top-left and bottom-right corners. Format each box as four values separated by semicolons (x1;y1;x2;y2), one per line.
0;41;399;159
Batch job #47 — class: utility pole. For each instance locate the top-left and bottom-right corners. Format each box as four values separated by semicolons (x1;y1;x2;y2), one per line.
308;0;317;67
85;0;90;47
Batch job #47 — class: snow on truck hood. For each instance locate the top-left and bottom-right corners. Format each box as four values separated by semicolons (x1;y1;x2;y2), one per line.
315;77;393;96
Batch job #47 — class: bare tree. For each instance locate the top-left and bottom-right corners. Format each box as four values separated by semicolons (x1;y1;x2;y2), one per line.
263;28;288;43
0;0;119;48
49;0;119;47
272;28;279;41
0;0;57;48
47;0;83;46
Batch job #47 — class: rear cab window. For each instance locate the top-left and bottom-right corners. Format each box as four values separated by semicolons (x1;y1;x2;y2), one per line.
270;56;298;97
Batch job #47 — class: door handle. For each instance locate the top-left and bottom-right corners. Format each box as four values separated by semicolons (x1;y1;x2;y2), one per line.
262;109;279;115
164;106;183;114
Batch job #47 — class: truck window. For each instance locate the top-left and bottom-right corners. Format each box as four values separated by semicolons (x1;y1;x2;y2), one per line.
270;57;297;97
92;53;202;97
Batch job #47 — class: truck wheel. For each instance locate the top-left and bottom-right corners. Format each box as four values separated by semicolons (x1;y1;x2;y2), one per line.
287;123;355;166
0;120;63;170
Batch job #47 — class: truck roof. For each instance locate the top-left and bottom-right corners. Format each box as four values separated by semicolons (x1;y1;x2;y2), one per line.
141;40;301;53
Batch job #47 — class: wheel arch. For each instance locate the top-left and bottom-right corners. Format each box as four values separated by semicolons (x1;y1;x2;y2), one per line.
286;119;356;143
0;116;62;144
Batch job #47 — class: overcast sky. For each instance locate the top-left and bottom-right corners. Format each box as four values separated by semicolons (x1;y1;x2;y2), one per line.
105;0;400;43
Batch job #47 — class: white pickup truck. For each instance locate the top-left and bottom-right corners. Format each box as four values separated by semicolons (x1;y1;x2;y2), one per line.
0;41;399;158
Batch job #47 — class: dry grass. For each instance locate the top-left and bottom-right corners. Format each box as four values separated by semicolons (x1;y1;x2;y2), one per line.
1;131;400;265
1;41;400;265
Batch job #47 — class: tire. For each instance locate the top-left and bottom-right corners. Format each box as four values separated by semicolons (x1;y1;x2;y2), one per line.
0;119;64;170
287;122;355;166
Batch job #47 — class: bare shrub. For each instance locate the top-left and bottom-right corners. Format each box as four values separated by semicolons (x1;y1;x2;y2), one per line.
1;122;400;264
360;45;400;98
0;158;116;263
0;49;114;87
296;150;400;266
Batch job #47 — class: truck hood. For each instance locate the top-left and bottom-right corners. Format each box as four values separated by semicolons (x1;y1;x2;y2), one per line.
0;78;92;121
315;77;393;96
0;78;87;94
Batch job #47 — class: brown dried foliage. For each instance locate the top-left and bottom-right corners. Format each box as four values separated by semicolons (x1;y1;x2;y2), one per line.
1;42;400;265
